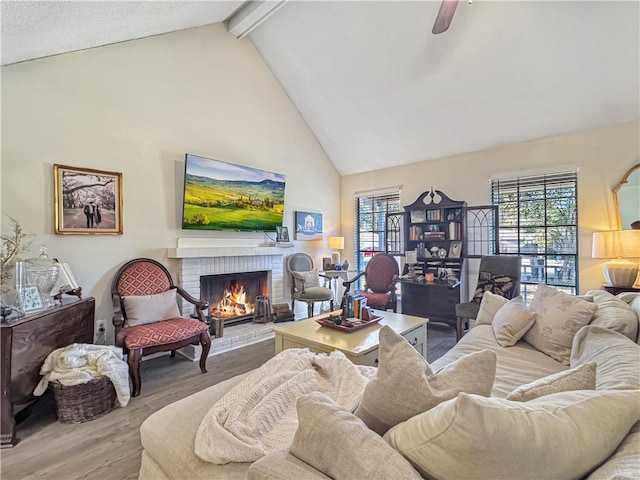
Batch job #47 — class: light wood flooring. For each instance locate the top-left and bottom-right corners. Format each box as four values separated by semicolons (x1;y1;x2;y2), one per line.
0;323;456;480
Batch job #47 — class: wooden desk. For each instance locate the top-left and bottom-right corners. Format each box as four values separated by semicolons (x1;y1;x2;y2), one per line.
1;297;95;448
273;310;427;366
399;279;460;328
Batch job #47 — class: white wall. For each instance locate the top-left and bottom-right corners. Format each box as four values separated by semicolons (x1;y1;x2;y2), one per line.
1;24;340;335
341;121;640;295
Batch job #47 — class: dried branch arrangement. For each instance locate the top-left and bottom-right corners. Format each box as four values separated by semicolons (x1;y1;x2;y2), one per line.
1;217;33;293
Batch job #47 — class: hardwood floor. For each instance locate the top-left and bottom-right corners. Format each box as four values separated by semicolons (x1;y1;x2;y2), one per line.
0;323;456;480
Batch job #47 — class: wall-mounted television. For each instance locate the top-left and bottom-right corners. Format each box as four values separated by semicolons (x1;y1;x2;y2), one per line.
181;154;286;232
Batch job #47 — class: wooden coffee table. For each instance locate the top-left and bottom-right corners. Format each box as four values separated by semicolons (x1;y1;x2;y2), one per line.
273;310;428;367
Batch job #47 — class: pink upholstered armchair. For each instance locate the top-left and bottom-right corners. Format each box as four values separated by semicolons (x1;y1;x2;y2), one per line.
111;258;211;397
342;253;399;312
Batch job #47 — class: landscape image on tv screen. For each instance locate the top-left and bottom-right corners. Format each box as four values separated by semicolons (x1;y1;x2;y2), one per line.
181;154;286;232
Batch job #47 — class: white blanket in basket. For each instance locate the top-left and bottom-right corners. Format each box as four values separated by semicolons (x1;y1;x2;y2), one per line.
34;343;130;407
195;348;376;464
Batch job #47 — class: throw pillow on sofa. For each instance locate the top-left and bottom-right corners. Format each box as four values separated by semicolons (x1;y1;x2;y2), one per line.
584;290;639;343
354;326;496;436
122;289;181;326
506;362;596;401
475;291;509;326
491;296;537;347
523;284;597;365
384;389;640;480
289;392;422;480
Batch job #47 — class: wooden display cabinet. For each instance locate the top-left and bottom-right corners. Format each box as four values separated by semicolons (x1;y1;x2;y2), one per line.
401;189;466;328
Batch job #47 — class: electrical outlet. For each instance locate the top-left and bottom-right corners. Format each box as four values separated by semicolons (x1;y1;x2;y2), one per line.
96;319;107;335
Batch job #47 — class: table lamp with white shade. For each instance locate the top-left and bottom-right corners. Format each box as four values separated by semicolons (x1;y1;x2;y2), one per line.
328;236;344;267
592;230;640;287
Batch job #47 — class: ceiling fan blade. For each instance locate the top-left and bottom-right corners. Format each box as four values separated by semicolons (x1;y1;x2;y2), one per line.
432;0;460;34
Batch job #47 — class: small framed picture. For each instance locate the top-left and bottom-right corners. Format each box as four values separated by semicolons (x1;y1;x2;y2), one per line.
322;257;333;271
19;286;45;313
54;164;123;235
276;226;290;242
449;240;462;258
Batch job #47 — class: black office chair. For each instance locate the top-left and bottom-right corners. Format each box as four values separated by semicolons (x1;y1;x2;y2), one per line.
455;255;522;341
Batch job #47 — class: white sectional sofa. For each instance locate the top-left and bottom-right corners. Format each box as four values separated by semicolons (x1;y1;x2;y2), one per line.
138;290;640;480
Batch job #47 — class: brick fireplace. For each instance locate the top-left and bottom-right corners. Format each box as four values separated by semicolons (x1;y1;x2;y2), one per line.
167;237;293;359
201;270;269;326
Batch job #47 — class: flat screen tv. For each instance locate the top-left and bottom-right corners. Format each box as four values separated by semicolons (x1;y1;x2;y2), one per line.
181;154;286;232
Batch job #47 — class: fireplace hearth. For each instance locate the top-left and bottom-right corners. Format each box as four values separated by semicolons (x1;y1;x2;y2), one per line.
201;271;269;326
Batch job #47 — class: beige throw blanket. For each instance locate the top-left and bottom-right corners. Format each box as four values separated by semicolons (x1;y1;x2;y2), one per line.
195;348;376;464
33;343;130;407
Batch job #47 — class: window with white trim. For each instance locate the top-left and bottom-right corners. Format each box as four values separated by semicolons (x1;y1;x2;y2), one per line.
353;189;401;275
491;171;578;303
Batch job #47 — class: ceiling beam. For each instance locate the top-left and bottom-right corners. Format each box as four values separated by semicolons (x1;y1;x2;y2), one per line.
226;1;288;39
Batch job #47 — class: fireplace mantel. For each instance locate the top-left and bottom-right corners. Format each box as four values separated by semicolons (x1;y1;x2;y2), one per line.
167;237;293;259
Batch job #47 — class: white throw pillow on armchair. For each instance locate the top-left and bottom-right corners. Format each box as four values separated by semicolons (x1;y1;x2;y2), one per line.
123;289;181;327
291;269;321;291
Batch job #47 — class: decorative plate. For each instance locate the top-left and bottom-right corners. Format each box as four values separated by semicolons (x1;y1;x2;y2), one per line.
438;248;447;258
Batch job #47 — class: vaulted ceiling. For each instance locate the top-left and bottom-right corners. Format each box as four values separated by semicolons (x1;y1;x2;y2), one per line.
2;1;639;175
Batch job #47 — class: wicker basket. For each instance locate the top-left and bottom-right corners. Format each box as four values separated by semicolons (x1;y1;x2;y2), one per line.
51;376;117;423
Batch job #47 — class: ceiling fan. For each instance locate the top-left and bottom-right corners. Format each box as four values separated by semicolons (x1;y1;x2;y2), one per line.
432;0;471;34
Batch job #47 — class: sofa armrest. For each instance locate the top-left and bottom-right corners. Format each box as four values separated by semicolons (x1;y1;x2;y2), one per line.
248;451;331;480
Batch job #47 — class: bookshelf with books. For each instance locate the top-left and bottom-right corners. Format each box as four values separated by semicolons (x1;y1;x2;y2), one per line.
400;188;466;328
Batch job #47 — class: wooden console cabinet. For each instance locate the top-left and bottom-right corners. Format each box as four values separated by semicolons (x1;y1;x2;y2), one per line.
400;279;460;328
1;297;95;448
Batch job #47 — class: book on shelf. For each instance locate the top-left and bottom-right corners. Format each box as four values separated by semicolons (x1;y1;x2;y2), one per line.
426;210;441;221
409;225;423;240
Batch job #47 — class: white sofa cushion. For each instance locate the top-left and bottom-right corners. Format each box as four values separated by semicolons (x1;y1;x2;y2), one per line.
385;390;640;480
431;325;567;398
139;373;252;480
248;451;330;480
524;284;597;365
491;296;537;347
506;362;596;401
354;326;496;435
289;392;422;480
123;289;180;326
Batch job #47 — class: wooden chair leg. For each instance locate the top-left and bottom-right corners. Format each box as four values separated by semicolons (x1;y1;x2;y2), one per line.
199;332;211;374
455;316;466;342
128;348;143;397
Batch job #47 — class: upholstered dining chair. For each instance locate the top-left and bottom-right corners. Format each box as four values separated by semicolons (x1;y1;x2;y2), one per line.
112;258;211;397
287;253;334;318
342;253;399;312
455;255;522;341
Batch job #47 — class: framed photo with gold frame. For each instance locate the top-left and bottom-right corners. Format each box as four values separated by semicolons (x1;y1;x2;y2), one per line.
54;164;123;235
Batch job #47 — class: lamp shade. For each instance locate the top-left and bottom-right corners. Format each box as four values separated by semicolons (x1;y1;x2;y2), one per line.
592;230;640;287
327;237;345;250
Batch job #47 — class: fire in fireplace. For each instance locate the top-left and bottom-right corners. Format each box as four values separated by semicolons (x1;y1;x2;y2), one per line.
200;271;269;325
